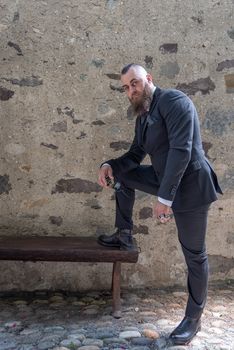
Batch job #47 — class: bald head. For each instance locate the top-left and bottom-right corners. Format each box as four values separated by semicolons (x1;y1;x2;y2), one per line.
120;64;155;115
121;63;148;76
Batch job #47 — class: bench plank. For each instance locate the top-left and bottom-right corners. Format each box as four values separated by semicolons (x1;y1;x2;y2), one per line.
0;236;139;318
0;236;138;263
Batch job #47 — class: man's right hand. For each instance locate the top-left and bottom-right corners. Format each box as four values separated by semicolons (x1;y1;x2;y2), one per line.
98;164;114;188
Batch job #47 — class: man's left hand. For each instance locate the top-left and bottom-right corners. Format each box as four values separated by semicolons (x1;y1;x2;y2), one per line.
154;202;173;224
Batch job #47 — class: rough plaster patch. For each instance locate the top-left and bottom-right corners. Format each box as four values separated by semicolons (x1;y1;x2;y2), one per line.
0;86;14;100
0;175;12;195
109;125;120;135
127;106;135;120
50;121;67;133
5;143;26;155
106;0;119;10
13;11;19;21
52;178;102;194
19;214;39;219
68;60;76;65
191;14;203;24
98;102;110;114
0;24;8;32
159;43;178;54
49;216;63;226
133;225;149;235
28;180;34;188
57;107;82;124
56;153;64;158
40;142;58;150
139;207;153;220
32;27;44;35
202;141;213;159
19;165;31;173
208;255;234;274
110;83;124;93
170;263;186;284
144;56;153;69
160;62;180;79
3;76;43;87
91;59;105;68
224;74;234;93
91;120;106;126
227;28;234;39
216;59;234;71
105;73;120;80
20;198;50;210
227;232;234;244
7;41;23;55
110;141;131;151
80;73;87;81
76;131;87;140
84;198;102;209
100;108;116;118
176;77;215;95
128;271;145;287
202;109;233;136
220;168;234;191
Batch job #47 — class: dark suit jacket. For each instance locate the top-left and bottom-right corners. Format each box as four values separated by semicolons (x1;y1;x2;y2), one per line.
106;87;222;211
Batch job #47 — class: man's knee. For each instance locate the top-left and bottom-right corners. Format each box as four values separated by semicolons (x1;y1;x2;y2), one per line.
182;246;208;267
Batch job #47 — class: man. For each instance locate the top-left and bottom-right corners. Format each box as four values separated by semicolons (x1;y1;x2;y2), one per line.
97;64;222;345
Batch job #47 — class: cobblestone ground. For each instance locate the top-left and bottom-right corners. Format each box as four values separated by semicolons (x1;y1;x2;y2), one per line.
0;283;233;350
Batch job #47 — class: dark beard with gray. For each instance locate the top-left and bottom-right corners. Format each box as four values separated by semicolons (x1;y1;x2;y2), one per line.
129;87;153;116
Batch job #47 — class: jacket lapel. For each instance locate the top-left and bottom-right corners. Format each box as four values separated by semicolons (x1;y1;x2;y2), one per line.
141;87;163;142
149;87;162;115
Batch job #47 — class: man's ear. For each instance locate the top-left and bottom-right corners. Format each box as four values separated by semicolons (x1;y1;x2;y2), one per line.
146;74;153;83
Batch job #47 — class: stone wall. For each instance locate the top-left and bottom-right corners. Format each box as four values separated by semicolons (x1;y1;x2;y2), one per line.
0;0;233;291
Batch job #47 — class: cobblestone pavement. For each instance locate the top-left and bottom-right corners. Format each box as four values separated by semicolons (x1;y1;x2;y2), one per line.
0;283;233;350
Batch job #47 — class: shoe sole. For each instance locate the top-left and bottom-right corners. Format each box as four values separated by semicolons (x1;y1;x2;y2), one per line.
97;239;134;251
170;325;201;345
97;239;120;248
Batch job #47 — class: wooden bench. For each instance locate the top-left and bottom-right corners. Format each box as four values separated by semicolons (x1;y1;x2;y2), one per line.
0;236;138;318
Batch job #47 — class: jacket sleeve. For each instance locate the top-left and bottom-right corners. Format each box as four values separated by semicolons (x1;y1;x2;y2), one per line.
102;118;146;176
157;91;195;201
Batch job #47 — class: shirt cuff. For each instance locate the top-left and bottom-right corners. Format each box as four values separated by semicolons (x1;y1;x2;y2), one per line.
101;163;111;167
158;197;173;207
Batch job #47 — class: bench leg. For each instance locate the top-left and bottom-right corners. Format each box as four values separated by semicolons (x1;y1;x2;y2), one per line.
112;261;121;318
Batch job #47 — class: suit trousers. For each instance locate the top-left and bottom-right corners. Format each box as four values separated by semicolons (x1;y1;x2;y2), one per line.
114;165;210;319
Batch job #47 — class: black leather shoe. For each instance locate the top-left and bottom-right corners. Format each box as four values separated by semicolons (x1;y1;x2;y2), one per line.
169;316;201;345
98;229;133;251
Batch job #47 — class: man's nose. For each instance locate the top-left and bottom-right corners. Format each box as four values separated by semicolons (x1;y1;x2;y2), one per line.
129;86;136;98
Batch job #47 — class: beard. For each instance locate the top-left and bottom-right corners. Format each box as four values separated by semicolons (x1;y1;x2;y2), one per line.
129;85;153;116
